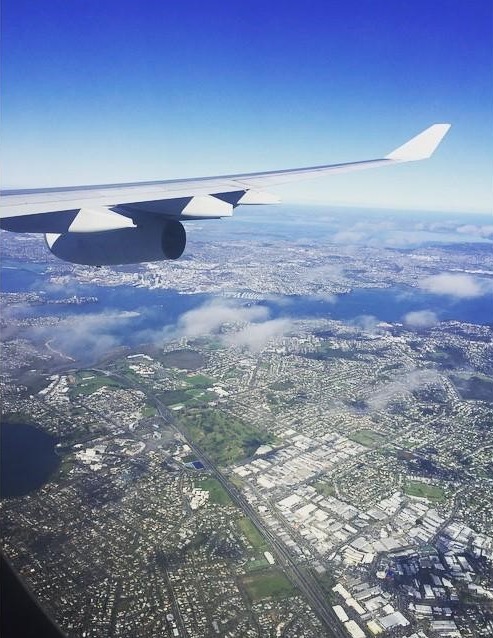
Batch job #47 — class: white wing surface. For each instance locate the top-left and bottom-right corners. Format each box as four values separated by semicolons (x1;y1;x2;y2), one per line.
0;123;450;265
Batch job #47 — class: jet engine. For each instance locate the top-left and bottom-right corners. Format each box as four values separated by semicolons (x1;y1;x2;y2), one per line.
45;220;186;265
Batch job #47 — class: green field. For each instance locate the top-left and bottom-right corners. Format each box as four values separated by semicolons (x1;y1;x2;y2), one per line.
313;569;336;595
58;456;76;478
160;389;189;405
189;337;223;351
451;373;493;402
229;475;244;489
403;481;446;502
238;517;268;551
72;373;122;396
196;477;232;505
304;344;360;362
184;389;218;405
244;558;270;572
142;405;157;417
160;350;205;370
160;387;217;408
241;569;295;601
184;374;214;388
313;480;336;497
178;408;275;466
269;380;294;391
349;429;387;448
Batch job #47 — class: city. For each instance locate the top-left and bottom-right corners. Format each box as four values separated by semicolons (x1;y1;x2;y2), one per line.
1;214;493;637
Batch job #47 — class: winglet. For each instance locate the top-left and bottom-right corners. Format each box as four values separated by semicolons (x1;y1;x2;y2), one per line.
385;123;451;162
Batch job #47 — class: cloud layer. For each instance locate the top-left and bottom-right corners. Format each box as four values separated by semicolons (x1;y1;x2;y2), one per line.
456;224;493;239
31;299;293;363
32;311;140;361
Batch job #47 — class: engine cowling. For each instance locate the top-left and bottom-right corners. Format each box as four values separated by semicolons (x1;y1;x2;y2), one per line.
45;220;186;265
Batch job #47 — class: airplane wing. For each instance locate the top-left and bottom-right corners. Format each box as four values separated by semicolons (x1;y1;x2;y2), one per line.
0;123;450;265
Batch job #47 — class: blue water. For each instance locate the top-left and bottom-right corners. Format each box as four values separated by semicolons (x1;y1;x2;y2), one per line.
0;422;60;499
3;261;491;324
269;289;492;325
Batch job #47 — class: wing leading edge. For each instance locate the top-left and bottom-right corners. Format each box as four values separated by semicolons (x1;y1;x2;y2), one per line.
0;124;451;264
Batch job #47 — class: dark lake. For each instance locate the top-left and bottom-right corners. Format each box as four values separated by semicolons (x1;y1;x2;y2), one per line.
0;422;60;499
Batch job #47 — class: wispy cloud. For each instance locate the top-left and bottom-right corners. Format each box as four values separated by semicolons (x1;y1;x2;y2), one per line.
27;298;294;362
223;318;292;352
32;311;140;361
367;369;443;412
176;299;293;351
175;299;269;338
419;273;488;298
351;315;386;335
403;310;438;329
332;230;367;244
456;224;493;239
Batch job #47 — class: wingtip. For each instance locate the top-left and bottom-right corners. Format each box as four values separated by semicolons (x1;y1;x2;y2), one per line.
386;123;451;162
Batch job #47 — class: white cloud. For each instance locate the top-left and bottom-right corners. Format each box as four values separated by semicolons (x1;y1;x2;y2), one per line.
367;369;443;412
175;299;292;352
175;299;269;337
332;231;366;244
223;318;293;352
296;264;342;301
303;264;344;284
403;310;438;329
351;315;384;334
32;311;140;361
428;221;456;232
419;273;485;298
456;224;493;239
30;299;293;361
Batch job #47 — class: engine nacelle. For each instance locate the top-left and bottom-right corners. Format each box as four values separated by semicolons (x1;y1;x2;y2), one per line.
45;220;186;265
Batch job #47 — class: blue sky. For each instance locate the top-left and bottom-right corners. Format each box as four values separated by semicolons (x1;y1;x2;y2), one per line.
2;0;492;213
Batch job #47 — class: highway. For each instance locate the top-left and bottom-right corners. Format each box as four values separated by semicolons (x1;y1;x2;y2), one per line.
152;399;347;637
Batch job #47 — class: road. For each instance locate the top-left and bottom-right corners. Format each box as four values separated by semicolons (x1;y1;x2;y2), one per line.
180;442;347;637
